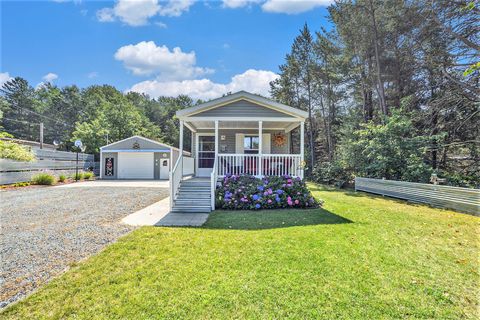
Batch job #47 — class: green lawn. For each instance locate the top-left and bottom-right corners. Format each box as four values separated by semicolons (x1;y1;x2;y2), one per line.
2;184;479;319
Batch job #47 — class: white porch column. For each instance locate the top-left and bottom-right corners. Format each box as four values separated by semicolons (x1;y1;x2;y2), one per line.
300;121;305;179
214;120;219;170
179;120;184;154
258;120;263;177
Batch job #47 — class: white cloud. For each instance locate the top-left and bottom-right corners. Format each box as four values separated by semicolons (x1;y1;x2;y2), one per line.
87;71;99;79
114;41;213;80
96;8;115;22
158;0;194;17
36;73;59;89
128;69;279;100
155;21;168;28
42;73;58;83
96;0;194;26
0;72;13;88
222;0;261;9
261;0;333;14
112;0;160;26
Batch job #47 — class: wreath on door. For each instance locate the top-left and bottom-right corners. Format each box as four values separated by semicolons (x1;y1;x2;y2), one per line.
273;132;287;147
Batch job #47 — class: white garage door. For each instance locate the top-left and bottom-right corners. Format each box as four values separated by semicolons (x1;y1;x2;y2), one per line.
118;152;154;179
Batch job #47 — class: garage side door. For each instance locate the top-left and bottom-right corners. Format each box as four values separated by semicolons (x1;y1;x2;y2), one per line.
118;152;154;179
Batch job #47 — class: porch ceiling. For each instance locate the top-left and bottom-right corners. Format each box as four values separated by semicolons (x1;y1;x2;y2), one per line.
187;120;299;131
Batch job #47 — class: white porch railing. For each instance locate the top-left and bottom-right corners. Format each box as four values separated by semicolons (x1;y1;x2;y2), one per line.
210;157;218;210
216;154;302;177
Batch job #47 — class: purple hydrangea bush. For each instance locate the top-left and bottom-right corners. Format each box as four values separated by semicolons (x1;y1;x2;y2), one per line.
215;174;322;210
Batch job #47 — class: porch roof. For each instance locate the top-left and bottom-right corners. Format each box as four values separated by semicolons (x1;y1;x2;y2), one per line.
177;91;307;132
177;91;307;119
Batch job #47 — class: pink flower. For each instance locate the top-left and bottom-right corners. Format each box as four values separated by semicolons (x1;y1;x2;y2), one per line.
267;199;272;204
294;199;299;205
287;196;293;206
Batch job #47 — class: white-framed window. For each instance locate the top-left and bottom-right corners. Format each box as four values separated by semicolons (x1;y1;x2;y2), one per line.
244;136;259;154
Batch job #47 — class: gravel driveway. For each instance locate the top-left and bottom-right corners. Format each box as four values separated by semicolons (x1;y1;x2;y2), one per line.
0;185;169;308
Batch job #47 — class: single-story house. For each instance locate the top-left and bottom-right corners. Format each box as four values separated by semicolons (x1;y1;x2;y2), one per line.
100;136;191;180
170;90;308;213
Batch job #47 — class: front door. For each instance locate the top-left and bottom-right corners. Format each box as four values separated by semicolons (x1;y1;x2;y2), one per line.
197;135;215;177
160;159;169;179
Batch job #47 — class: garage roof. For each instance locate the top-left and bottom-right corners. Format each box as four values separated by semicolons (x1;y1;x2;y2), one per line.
100;135;190;155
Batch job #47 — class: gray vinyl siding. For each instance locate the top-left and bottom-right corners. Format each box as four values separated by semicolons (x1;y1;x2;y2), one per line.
102;137;171;151
194;129;291;155
192;100;295;118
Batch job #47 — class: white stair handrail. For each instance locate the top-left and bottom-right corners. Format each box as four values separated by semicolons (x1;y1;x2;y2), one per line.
169;154;183;208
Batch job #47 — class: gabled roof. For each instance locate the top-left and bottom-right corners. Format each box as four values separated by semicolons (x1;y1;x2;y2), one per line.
100;135;175;151
176;91;308;119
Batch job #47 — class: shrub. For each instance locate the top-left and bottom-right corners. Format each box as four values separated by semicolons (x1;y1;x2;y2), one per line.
73;172;83;181
32;173;55;185
312;161;353;187
83;172;94;180
58;174;67;182
13;181;31;187
0;132;35;162
0;181;32;188
215;174;321;210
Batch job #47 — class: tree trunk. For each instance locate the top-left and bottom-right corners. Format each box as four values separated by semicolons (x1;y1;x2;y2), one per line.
368;0;387;116
319;95;331;160
307;80;316;174
361;65;373;122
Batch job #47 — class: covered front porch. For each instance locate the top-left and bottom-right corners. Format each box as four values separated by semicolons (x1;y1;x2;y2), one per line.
181;119;305;179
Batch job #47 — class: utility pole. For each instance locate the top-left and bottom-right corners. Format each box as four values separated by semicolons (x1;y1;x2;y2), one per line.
39;122;44;149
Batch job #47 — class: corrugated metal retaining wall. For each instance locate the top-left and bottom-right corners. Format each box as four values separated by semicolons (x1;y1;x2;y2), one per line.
0;149;95;185
355;177;479;216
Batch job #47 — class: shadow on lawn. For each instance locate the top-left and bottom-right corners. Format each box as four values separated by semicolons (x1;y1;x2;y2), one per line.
203;208;352;230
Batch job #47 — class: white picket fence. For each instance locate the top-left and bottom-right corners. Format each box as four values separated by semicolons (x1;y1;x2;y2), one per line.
0;149;94;185
355;177;479;216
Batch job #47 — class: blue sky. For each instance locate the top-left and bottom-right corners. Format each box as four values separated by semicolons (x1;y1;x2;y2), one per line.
1;0;333;100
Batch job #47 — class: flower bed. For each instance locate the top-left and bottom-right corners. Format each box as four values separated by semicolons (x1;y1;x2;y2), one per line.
215;174;321;210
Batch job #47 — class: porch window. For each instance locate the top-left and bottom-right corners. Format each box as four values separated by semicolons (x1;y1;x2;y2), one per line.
244;136;259;154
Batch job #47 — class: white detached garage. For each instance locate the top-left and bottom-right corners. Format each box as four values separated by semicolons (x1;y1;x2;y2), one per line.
100;136;191;180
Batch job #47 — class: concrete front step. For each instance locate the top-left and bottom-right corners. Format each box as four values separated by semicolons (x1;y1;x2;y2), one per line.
180;186;210;189
181;182;210;185
176;195;210;198
177;195;210;198
175;200;211;204
177;191;211;194
171;208;211;213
